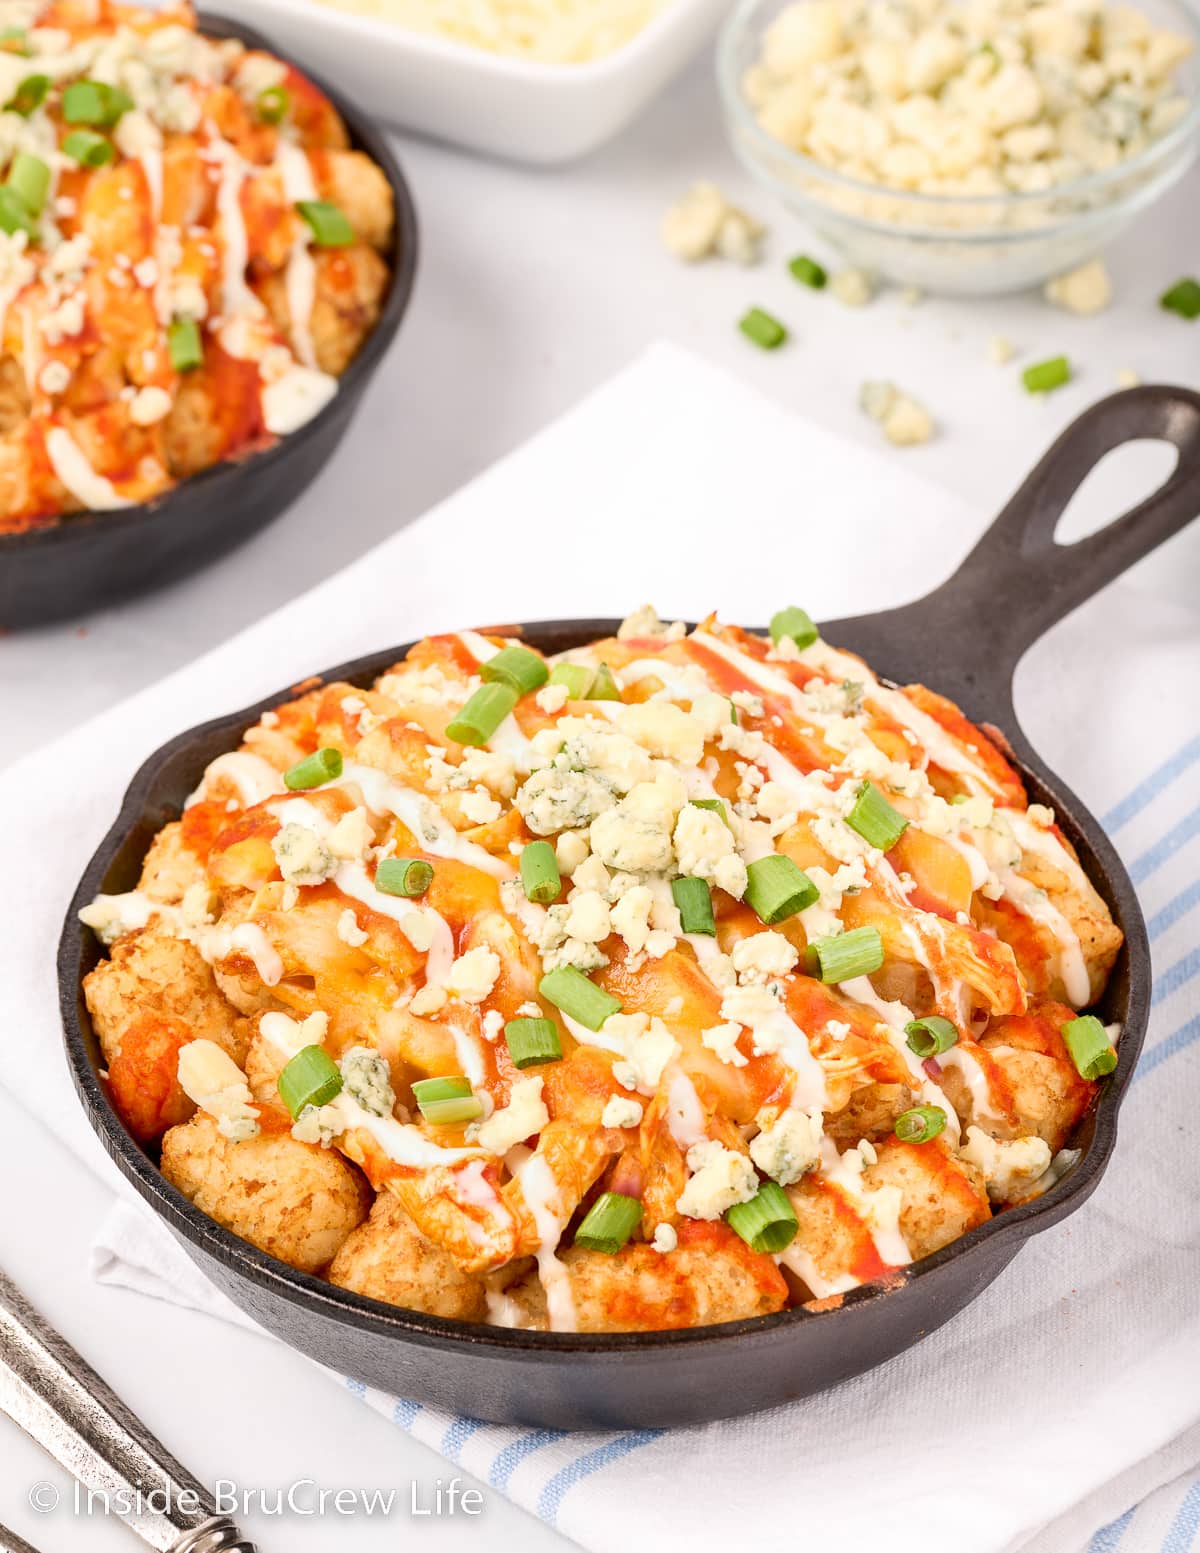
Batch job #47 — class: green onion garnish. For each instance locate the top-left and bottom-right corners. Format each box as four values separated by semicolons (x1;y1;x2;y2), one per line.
726;1180;798;1253
1061;1014;1118;1080
520;840;560;905
788;254;827;289
539;965;621;1031
62;129;114;167
845;780;909;852
283;747;343;790
574;1191;642;1254
739;307;787;349
0;26;29;54
446;682;517;746
375;857;433;898
6;151;48;215
8;72;48;116
62;80;133;127
257;84;291;124
296;198;354;247
547;662;594;700
1022;355;1071;394
894;1104;947;1144
672;876;715;936
481;644;548;696
412;1075;484;1126
504;1017;563;1069
588;663;621;701
691;797;730;825
905;1016;959;1058
1160;278;1200;321
168;316;203;373
806;925;884;983
277;1044;343;1119
0;187;35;238
769;606;818;650
745;855;818;925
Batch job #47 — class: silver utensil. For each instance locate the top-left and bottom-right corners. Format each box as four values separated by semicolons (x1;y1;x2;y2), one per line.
0;1269;256;1553
0;1522;43;1553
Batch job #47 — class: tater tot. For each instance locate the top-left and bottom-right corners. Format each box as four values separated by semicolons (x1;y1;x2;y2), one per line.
255;245;390;377
313;149;395;251
161;1114;370;1273
137;821;207;904
329;1192;489;1320
84;930;244;1067
862;1138;990;1258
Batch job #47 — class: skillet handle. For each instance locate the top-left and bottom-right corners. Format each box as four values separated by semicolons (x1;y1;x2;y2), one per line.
900;384;1200;726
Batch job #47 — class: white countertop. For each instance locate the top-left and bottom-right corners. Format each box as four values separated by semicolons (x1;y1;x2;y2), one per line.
1;35;1197;1553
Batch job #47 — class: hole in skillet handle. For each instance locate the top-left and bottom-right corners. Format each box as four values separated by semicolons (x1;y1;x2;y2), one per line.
60;612;1144;1370
0;10;419;632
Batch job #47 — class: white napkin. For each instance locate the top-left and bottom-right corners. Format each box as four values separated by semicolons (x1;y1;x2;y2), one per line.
3;344;1198;1553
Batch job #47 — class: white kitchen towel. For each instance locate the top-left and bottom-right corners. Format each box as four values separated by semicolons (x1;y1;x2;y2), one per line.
2;343;1198;1553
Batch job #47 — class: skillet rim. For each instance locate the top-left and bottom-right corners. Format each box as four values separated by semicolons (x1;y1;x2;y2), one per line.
0;9;418;560
58;617;1149;1358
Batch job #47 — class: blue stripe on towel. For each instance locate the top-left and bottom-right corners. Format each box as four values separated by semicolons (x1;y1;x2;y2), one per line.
489;1429;567;1491
1130;805;1200;886
441;1415;487;1461
1148;881;1200;942
1162;1479;1200;1553
537;1430;664;1525
1103;734;1200;832
1088;1506;1134;1553
1152;948;1200;1006
1133;1012;1200;1084
392;1398;422;1431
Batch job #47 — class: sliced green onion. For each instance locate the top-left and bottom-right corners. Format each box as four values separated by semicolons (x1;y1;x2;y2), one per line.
745;854;818;925
691;797;730;826
277;1044;343;1119
845;780;909;852
446;682;517;746
806;925;884;983
588;663;621;701
539;965;621;1031
0;186;35;238
574;1191;642;1254
168;316;203;372
547;662;594;700
481;644;548;696
7;151;48;215
62;80;133;127
0;26;29;54
283;746;343;790
769;605;818;650
894;1104;947;1144
1160;278;1200;321
412;1075;484;1126
520;840;560;905
672;876;715;936
257;84;290;124
1022;355;1071;394
62;129;114;167
504;1017;563;1069
905;1016;959;1058
296;198;354;247
1061;1014;1118;1080
739;306;787;349
376;857;433;898
726;1181;798;1253
8;72;48;115
788;254;827;289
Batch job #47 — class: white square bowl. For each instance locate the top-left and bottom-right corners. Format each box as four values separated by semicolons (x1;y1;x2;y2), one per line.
229;0;731;163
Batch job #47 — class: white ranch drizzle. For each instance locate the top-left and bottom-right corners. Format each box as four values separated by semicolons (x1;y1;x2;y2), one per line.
937;1044;1008;1126
185;751;283;809
664;1066;707;1148
209;137;261;321
228;922;282;986
274;138;318;370
510;1147;577;1332
819;1136;911;1270
335;761;513;878
44;426;129;511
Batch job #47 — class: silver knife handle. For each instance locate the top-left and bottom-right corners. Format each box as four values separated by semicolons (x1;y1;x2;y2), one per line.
0;1269;256;1553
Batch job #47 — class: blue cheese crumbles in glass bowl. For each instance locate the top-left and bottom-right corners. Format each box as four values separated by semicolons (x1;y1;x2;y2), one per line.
718;0;1199;293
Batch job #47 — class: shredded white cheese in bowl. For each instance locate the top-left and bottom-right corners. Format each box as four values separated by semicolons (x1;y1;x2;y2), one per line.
717;0;1200;292
309;0;673;62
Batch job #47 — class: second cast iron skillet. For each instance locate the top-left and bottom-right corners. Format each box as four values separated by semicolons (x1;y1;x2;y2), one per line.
0;12;419;630
59;385;1200;1428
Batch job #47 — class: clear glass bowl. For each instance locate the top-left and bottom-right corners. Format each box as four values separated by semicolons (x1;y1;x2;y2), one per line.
717;0;1200;295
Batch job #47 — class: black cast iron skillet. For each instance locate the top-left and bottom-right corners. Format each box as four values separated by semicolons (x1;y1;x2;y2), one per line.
0;13;418;632
59;385;1200;1428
